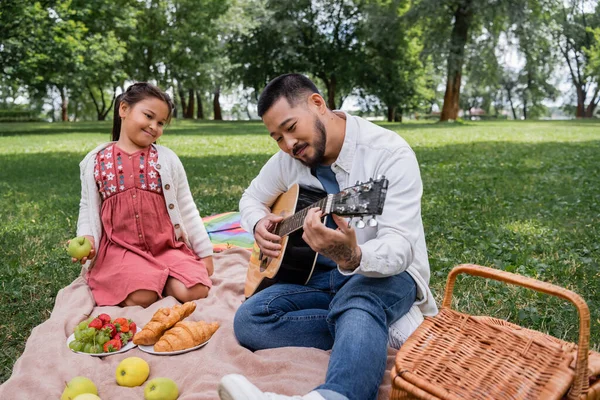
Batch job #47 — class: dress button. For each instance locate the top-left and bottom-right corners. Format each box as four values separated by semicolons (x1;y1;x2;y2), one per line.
138;234;142;238
128;156;132;160
174;224;180;229
168;204;174;209
156;164;161;170
132;194;136;199
130;174;133;178
164;184;170;190
135;214;139;219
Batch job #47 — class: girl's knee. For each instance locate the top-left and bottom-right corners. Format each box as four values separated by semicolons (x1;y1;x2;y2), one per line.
122;290;158;308
175;283;210;303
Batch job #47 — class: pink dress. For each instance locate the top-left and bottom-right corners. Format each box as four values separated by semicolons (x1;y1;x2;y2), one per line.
87;144;211;306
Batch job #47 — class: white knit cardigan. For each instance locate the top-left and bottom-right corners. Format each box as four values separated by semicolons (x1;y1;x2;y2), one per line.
76;142;213;271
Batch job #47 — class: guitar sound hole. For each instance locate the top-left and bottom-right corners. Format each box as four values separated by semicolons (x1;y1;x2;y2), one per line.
260;256;269;271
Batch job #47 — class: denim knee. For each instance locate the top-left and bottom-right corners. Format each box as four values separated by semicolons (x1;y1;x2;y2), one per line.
233;301;261;350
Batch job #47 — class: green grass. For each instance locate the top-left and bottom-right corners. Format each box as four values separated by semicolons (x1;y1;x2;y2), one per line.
1;119;599;383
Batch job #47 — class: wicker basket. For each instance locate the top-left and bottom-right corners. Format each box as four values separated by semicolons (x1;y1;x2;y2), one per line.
390;264;600;400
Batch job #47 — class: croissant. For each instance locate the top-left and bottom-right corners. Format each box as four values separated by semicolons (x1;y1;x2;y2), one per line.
153;321;219;352
133;301;196;345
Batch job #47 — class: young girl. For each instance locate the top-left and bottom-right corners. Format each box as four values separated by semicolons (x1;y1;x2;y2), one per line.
72;82;214;308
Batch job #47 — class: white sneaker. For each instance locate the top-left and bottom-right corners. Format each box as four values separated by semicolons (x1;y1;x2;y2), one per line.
218;374;325;400
388;305;424;349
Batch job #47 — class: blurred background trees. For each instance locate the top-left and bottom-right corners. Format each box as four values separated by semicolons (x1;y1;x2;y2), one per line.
1;0;599;122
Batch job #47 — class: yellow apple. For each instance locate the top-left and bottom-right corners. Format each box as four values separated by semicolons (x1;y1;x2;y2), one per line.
67;236;92;260
115;356;150;387
60;376;98;400
73;394;101;400
144;377;179;400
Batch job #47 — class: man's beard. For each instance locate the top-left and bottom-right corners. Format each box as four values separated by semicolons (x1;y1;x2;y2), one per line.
298;116;327;168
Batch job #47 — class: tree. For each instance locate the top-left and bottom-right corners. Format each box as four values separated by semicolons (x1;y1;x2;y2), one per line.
552;0;600;117
359;0;432;121
228;0;365;110
412;0;531;121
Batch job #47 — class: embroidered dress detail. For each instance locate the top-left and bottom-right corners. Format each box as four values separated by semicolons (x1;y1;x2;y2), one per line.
87;144;212;306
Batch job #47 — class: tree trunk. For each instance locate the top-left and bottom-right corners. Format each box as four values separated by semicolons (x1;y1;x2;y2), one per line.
506;88;517;120
576;86;586;118
585;87;599;117
522;90;528;120
59;86;69;122
178;85;187;118
185;88;194;119
213;85;222;120
394;110;402;122
440;1;473;122
387;106;395;122
196;90;204;119
326;76;337;110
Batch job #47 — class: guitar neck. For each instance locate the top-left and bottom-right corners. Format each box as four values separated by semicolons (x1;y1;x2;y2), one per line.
276;197;329;237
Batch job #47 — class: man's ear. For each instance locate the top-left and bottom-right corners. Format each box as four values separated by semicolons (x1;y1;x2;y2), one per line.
308;93;327;114
118;102;129;118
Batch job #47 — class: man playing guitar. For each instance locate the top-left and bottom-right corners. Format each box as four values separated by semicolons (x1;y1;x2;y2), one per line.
218;73;438;400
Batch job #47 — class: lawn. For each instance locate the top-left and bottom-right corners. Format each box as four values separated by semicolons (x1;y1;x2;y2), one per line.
1;119;599;383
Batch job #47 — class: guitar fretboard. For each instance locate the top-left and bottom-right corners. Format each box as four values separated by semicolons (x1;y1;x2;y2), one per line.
275;197;328;237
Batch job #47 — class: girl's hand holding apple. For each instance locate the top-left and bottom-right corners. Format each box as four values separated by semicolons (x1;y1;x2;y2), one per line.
67;235;96;264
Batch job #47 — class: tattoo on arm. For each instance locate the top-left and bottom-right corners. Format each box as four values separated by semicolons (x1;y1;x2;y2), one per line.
321;244;361;271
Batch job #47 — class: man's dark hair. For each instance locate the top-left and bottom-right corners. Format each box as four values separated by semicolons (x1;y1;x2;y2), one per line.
257;74;320;117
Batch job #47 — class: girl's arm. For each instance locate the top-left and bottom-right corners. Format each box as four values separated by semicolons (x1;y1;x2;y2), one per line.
202;256;214;276
174;156;213;259
74;158;97;265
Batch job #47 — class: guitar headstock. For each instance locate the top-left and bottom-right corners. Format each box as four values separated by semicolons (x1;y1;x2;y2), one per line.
330;177;388;217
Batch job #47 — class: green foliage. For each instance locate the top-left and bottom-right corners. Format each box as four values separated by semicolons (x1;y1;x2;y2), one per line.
357;0;433;120
1;120;599;384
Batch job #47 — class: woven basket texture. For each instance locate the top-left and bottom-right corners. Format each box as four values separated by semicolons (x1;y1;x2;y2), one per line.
390;264;599;400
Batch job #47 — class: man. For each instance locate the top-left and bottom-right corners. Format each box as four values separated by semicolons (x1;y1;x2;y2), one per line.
218;74;438;400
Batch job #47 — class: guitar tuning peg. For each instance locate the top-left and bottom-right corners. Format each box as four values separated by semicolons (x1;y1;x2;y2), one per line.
355;218;366;229
367;217;378;227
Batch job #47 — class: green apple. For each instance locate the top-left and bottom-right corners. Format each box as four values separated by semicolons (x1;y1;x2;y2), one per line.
67;236;92;260
60;376;98;400
144;377;179;400
73;395;101;400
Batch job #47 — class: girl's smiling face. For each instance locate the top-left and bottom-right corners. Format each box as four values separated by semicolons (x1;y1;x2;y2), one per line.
118;97;170;151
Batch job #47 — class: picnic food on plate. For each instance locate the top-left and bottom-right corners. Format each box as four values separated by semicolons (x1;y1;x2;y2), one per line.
144;377;179;400
154;321;220;352
115;357;150;387
133;302;196;346
69;313;137;354
60;376;98;400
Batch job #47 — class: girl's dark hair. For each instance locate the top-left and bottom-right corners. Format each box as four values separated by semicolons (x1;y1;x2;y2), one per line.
111;82;174;141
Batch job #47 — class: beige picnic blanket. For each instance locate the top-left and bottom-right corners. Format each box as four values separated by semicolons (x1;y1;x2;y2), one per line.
0;247;396;399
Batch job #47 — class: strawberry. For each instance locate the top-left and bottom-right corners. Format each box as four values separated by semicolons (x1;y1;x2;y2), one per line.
97;313;111;324
116;331;133;346
87;318;103;330
103;338;122;353
102;323;117;338
129;320;137;333
113;317;130;333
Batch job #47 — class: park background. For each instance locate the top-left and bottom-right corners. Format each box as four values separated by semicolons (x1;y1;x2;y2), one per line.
0;0;599;385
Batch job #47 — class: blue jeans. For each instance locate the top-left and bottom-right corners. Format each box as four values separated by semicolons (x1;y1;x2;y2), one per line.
233;268;417;400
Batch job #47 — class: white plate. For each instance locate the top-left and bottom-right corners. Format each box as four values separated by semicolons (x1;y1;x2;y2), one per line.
66;327;141;357
137;338;211;356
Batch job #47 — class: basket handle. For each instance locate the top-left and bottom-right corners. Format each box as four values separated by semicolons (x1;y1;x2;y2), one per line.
442;264;590;399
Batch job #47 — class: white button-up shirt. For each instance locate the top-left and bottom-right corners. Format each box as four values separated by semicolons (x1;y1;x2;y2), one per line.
239;112;438;316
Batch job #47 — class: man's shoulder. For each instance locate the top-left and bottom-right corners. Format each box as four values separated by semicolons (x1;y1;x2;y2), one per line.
349;115;411;152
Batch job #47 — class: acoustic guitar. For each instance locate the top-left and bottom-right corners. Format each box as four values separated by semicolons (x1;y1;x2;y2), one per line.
244;177;388;298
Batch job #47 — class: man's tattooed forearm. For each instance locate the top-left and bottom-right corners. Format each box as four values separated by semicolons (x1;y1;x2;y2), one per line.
321;244;361;270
